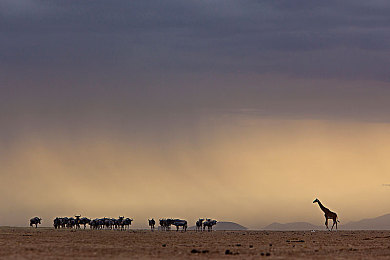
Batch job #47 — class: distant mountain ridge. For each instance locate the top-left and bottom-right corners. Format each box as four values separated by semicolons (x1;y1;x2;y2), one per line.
215;221;248;230
340;214;390;230
261;214;390;231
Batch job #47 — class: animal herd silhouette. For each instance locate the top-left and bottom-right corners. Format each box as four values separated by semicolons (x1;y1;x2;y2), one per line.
30;216;218;232
29;198;339;231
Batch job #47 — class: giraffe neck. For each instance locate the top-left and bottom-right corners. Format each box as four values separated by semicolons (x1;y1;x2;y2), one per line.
317;201;328;213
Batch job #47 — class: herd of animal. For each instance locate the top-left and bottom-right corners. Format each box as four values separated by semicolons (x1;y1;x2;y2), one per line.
52;216;134;230
30;216;217;231
29;199;339;232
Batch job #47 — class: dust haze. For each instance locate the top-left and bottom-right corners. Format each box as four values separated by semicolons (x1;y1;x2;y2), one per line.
1;115;389;229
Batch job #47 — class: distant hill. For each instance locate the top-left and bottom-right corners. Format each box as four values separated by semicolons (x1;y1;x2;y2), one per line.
215;221;248;230
340;214;390;230
188;221;247;231
262;222;321;231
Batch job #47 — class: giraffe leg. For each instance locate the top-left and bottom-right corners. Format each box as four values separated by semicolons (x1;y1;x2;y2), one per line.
331;219;335;231
325;218;329;230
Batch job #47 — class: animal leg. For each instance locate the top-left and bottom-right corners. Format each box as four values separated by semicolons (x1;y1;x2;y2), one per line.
331;220;335;231
325;218;329;230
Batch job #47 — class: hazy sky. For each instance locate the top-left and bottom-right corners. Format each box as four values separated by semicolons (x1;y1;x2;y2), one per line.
1;0;390;229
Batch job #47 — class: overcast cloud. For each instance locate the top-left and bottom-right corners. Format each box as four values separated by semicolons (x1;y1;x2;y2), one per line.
2;1;390;132
2;1;390;76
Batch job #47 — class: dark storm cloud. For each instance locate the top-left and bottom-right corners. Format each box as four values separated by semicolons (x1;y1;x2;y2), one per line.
2;0;390;66
1;0;390;126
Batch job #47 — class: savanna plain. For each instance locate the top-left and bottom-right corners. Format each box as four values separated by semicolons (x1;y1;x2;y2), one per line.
1;227;390;259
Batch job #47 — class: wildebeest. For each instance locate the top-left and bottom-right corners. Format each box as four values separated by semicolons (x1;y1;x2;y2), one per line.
171;219;187;232
53;217;67;229
196;218;204;231
61;217;68;228
159;219;172;231
203;219;217;231
53;217;61;229
75;215;81;229
79;217;91;229
67;217;76;228
104;218;113;229
148;219;155;231
88;218;109;229
116;216;124;230
121;218;133;230
89;218;103;229
30;217;41;228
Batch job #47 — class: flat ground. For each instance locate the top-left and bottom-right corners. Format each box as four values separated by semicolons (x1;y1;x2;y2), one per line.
1;227;390;259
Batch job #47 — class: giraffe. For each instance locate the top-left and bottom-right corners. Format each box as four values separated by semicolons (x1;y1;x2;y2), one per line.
313;198;340;231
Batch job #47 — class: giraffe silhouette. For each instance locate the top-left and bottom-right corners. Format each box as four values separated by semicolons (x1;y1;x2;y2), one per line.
313;198;340;231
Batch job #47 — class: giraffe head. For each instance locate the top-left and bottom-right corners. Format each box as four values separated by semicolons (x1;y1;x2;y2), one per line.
313;198;319;203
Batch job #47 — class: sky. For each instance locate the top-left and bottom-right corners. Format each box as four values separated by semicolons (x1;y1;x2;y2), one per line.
1;0;390;229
